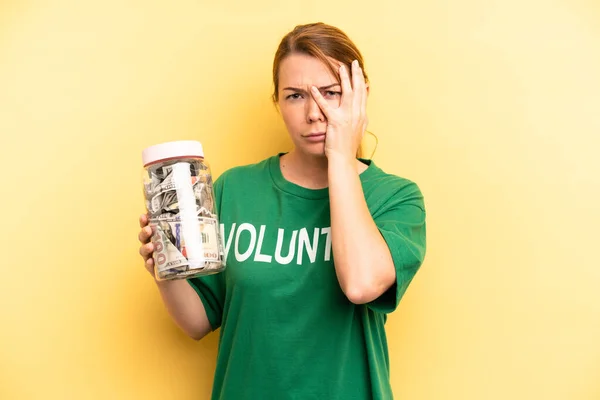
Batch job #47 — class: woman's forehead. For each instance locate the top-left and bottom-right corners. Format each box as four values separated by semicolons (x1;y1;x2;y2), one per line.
279;54;341;87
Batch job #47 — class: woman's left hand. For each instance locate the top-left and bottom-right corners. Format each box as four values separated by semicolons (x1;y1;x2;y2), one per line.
310;60;368;161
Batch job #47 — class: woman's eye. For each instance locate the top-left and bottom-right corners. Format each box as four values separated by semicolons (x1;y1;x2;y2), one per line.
324;91;341;98
286;93;302;100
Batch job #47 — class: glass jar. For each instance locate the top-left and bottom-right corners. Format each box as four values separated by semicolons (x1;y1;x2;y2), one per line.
141;140;225;281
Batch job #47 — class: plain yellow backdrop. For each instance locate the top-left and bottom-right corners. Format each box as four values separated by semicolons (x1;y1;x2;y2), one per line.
1;0;599;399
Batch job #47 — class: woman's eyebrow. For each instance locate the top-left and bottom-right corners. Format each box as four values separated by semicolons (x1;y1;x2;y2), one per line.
282;83;341;91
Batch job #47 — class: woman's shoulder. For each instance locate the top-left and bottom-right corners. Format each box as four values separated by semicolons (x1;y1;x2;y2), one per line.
361;160;424;207
363;160;421;191
215;155;276;184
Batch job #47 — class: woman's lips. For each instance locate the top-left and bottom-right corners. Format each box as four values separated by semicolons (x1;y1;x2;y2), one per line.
304;132;326;142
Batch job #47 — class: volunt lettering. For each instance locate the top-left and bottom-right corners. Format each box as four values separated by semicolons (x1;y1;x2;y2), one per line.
219;223;332;265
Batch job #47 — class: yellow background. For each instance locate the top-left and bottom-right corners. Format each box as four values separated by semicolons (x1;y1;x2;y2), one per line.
1;0;599;399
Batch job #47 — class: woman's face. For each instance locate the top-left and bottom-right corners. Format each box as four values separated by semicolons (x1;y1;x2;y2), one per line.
277;53;343;157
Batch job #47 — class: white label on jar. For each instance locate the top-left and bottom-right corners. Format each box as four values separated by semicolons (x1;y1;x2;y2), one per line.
172;162;203;266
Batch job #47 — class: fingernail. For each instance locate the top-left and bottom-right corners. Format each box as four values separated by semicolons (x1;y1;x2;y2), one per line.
311;86;318;92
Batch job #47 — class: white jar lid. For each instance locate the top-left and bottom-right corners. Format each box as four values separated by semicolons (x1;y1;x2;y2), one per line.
142;140;204;166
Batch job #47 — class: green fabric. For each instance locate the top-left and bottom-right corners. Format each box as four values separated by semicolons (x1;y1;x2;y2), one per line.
188;154;426;400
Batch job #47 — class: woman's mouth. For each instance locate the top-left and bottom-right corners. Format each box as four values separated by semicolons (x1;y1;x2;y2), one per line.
304;132;326;142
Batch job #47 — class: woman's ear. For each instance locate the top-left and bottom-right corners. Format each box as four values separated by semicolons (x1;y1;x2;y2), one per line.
366;84;370;96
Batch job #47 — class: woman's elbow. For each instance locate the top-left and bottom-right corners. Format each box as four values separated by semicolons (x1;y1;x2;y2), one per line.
343;272;396;305
183;323;212;341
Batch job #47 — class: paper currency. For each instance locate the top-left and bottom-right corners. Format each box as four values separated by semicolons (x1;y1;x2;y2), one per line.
143;159;224;280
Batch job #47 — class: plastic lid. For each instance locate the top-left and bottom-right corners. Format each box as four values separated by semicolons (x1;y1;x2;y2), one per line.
142;140;204;166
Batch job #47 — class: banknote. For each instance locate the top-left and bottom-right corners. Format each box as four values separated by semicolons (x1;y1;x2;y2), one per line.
151;216;222;274
145;165;214;217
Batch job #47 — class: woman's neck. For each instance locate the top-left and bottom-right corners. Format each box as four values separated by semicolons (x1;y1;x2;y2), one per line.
279;150;329;189
279;149;367;190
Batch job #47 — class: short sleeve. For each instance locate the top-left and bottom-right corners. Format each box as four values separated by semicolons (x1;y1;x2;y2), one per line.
186;172;227;331
367;181;427;314
188;273;226;331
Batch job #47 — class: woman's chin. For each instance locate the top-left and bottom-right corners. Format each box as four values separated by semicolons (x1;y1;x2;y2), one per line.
290;139;327;158
303;144;327;158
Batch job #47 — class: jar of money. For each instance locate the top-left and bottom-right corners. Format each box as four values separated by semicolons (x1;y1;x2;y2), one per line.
141;140;225;281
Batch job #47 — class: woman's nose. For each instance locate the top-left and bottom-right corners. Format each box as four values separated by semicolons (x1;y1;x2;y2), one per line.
306;97;325;123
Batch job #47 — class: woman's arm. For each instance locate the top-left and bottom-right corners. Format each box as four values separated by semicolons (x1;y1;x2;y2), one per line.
328;157;396;304
139;215;213;340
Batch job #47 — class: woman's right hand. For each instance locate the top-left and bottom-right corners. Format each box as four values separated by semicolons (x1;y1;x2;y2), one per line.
138;214;155;276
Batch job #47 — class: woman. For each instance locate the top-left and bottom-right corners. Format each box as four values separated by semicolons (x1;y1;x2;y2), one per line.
138;22;426;400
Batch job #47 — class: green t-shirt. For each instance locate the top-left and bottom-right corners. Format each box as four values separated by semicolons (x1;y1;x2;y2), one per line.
188;154;426;400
